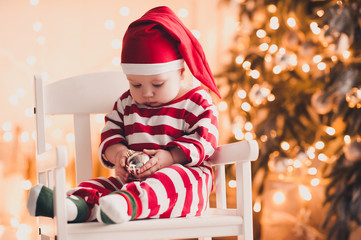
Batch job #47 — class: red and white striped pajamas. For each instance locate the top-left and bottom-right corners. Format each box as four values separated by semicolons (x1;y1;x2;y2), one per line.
68;86;218;221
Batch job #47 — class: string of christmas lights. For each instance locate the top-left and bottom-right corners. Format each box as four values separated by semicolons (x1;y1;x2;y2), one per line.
218;0;361;239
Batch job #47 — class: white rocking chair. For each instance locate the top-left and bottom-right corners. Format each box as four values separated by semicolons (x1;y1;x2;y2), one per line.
33;71;259;240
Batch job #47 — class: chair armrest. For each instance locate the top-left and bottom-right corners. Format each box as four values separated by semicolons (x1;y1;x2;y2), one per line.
37;146;68;172
207;140;259;166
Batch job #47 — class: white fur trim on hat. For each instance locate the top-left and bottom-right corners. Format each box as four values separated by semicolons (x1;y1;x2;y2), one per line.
121;59;184;75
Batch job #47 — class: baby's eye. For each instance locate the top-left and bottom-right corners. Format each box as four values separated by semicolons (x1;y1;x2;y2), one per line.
132;84;141;88
153;83;164;87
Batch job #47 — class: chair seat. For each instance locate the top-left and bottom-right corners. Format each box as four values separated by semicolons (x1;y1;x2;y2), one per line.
66;211;243;240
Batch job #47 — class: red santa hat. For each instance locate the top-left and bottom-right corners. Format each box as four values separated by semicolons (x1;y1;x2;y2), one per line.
121;6;221;98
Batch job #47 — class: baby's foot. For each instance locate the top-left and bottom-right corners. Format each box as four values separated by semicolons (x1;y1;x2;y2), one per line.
97;191;132;224
27;184;88;223
27;184;54;218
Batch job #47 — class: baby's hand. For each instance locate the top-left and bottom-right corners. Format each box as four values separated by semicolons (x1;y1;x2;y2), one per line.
136;149;174;179
104;144;130;183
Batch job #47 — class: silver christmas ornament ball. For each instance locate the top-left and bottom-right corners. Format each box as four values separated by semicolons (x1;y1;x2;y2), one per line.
126;151;150;177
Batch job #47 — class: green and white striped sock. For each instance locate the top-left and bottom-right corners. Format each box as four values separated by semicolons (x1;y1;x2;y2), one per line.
97;191;137;224
27;184;89;223
27;184;54;218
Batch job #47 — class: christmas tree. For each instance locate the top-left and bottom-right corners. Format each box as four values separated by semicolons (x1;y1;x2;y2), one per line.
217;0;361;239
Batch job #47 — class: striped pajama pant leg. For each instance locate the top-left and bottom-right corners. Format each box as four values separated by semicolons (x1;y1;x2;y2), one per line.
67;176;124;221
67;163;213;221
122;164;213;220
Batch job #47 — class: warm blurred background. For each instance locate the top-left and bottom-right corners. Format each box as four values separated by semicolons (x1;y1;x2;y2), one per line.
1;0;361;240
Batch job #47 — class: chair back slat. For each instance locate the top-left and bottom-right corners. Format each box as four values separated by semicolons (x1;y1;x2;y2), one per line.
73;114;93;185
43;71;128;115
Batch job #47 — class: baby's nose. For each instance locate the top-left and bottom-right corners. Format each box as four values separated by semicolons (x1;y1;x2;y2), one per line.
142;87;154;97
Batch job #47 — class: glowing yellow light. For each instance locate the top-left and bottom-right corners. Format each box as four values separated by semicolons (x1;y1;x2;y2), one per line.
317;62;326;70
326;127;335;136
310;22;321;34
21;131;30;142
331;56;338;62
37;36;46;45
235;55;244;64
267;94;275;102
299;185;312;201
308;152;315;159
344;135;351;144
279;48;286;55
259;43;269;51
313;55;322;63
9;95;18;105
265;54;272;62
317;10;324;17
273;191;285;204
270;21;281;30
25;108;34;117
3;132;13;142
315;141;325;150
280;141;290;150
256;29;266;38
21;180;32;190
112;57;121;66
104;19;115;30
318;153;328;162
290;54;298;66
342;50;351;59
191;30;201;39
95;114;105;123
33;22;42;32
26;56;36;65
218;101;228;111
178;8;189;18
302;63;310;73
228;180;237;188
286;17;296;28
119;6;130;16
234;128;244;140
308;146;316;153
244;122;253;131
10;218;19;227
241;102;251;112
267;4;277;13
308;167;317;175
311;178;320;186
242;60;251;70
273;65;282;74
245;132;253;140
253;200;261;212
293;159;302;168
16;224;32;240
2;121;12;131
66;133;75;143
260;135;268;142
270;17;279;30
250;69;260;79
269;44;278;54
30;0;39;6
237;89;247;99
112;39;122;49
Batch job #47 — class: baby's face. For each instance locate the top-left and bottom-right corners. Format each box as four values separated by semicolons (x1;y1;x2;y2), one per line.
126;69;184;107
